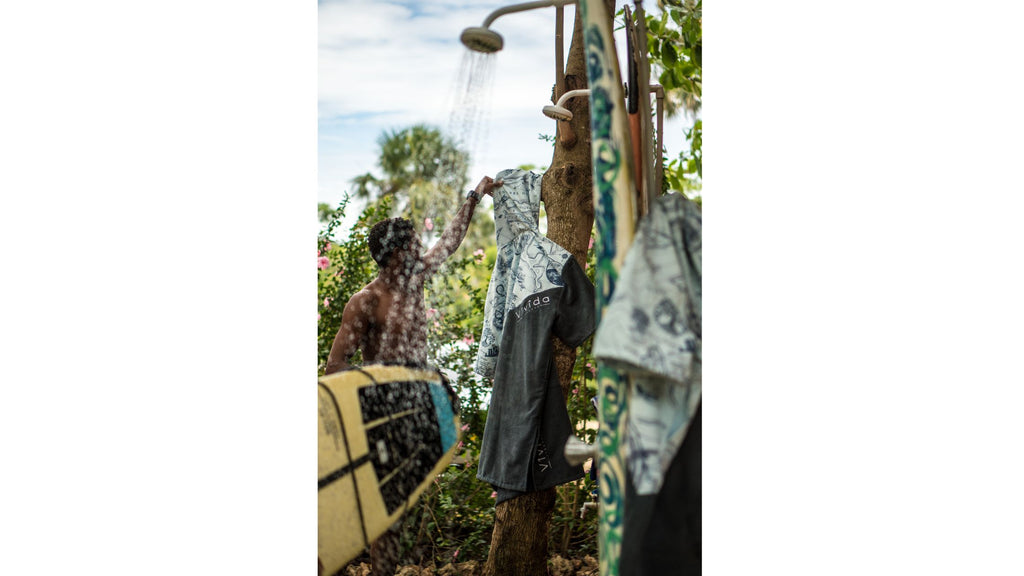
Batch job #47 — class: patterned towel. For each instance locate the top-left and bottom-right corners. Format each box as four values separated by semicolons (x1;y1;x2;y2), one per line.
593;193;701;494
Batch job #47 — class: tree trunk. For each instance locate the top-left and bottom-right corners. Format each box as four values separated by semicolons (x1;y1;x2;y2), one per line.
483;3;610;575
483;486;557;576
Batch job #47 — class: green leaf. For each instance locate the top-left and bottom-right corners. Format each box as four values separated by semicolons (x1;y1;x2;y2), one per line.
671;7;684;26
668;172;681;191
663;42;678;65
659;70;676;90
673;67;687;88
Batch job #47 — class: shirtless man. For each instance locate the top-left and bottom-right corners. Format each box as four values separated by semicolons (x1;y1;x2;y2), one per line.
325;175;500;373
324;175;500;575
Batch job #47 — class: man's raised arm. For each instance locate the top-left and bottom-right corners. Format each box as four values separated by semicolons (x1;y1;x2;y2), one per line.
422;176;501;275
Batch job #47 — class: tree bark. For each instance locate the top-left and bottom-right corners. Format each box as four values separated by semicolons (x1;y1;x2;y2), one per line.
483;3;610;575
483;486;557;576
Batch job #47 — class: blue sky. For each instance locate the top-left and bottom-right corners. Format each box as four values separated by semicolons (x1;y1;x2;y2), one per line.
317;0;692;216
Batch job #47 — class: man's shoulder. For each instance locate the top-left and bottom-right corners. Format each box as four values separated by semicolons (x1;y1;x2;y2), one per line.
344;285;378;311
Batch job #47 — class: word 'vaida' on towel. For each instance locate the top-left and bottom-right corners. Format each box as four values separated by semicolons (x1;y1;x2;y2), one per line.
475;168;596;504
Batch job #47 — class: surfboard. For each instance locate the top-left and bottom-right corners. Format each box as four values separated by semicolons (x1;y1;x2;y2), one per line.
317;365;462;576
579;0;638;574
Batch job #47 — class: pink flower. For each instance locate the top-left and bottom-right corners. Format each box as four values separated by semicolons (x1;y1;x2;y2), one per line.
324;242;332;251
589;236;595;250
424;217;434;231
456;441;464;451
572;388;579;395
323;297;331;307
490;491;497;498
433;321;440;329
473;248;486;263
462;334;475;346
586;362;595;374
453;549;460;560
460;423;470;431
426;308;438;319
317;256;330;270
317;313;321;321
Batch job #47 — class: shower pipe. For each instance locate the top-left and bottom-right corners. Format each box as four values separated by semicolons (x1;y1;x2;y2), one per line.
460;0;578;54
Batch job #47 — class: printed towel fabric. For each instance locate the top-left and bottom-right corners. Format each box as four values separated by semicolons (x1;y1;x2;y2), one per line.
475;168;596;501
593;192;702;494
475;169;574;378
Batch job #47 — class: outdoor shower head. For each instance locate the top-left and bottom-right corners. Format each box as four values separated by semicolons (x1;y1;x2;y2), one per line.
542;104;572;121
460;0;577;53
542;88;590;121
460;26;504;53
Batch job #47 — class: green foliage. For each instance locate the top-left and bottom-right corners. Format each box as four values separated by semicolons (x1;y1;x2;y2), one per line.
318;202;338;224
647;0;702;117
377;124;468;192
663;119;701;197
351;124;470;236
401;455;496;564
646;0;702;199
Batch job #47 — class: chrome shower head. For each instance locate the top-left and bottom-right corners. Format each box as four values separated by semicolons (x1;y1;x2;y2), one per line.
460;26;504;53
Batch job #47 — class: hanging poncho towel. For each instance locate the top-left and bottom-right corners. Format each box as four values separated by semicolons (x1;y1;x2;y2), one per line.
592;192;702;495
475;168;596;502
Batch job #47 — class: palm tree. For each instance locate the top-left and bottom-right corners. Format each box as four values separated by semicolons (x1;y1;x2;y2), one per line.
352;123;493;253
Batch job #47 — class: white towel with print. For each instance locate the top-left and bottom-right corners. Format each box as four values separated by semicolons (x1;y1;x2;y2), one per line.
593;193;702;494
474;168;572;378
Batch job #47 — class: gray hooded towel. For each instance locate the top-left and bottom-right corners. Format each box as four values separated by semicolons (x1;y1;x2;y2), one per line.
475;168;596;503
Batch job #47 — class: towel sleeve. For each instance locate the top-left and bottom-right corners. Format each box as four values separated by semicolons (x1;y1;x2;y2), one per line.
552;257;596;348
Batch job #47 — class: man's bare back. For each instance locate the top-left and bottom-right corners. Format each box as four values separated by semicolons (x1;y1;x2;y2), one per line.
336;274;430;368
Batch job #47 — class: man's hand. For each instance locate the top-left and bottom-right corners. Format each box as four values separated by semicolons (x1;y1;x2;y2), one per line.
423;174;498;276
474;176;503;198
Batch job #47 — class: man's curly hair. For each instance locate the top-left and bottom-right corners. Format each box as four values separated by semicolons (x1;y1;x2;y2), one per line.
368;218;416;269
